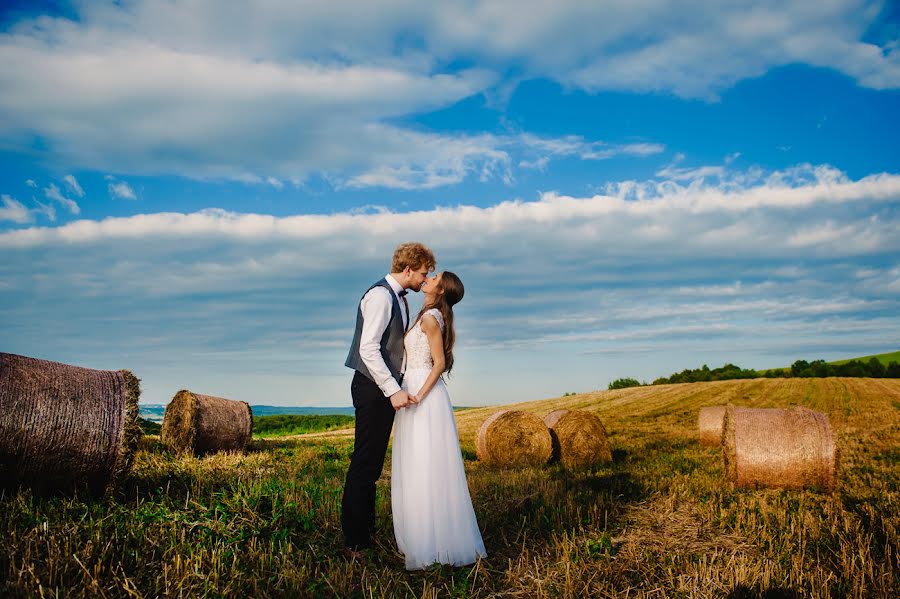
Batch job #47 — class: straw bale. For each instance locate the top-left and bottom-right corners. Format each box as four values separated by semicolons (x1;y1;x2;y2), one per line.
161;390;252;454
543;409;612;468
475;409;552;467
697;406;727;446
0;352;141;495
722;406;838;491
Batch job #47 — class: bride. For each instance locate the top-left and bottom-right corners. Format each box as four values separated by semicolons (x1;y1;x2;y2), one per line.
391;271;487;570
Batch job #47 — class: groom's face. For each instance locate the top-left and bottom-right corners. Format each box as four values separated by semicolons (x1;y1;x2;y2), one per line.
407;266;431;291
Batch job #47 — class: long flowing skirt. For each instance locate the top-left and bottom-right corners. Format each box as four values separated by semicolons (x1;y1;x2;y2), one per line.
392;369;487;570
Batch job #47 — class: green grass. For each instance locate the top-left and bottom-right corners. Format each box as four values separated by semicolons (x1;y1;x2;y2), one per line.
760;349;900;374
2;378;898;597
138;417;161;436
252;414;355;437
830;350;900;366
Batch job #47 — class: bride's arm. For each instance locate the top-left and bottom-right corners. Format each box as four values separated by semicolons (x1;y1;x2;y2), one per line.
414;314;446;401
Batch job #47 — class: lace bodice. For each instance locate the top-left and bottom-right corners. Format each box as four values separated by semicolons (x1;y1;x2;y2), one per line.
404;308;443;370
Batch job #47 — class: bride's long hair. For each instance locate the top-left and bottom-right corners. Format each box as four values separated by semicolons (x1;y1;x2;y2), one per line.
411;271;464;375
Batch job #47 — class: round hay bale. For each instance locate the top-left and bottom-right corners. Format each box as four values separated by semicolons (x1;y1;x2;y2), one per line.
475;410;552;467
697;406;727;446
161;390;252;454
0;352;141;495
543;409;612;468
722;406;837;491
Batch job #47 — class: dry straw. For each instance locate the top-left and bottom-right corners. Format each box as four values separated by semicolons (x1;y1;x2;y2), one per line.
475;409;552;467
0;352;141;495
544;409;612;468
697;406;727;446
722;406;838;491
161;390;253;454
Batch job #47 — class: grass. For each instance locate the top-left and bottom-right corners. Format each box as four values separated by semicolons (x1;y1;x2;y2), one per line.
760;349;900;374
829;350;900;367
253;414;356;438
1;377;898;597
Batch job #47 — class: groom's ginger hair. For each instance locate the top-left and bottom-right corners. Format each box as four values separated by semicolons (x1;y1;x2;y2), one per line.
391;242;436;273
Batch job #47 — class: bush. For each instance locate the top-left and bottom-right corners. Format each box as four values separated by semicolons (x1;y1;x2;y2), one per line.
608;378;642;390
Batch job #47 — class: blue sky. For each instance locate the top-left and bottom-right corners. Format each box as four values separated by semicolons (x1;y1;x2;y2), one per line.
2;1;899;407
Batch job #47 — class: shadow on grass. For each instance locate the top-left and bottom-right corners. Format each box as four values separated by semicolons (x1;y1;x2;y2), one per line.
555;469;647;503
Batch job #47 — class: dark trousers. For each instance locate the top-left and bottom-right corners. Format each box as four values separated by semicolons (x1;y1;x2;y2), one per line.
341;370;396;549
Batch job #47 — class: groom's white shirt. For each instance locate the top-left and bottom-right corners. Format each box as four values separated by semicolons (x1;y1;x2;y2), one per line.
358;273;407;397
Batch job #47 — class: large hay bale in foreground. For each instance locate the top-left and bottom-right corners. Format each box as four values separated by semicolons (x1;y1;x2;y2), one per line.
722;406;837;491
161;390;252;454
476;410;552;467
698;406;727;446
544;409;612;468
0;352;141;494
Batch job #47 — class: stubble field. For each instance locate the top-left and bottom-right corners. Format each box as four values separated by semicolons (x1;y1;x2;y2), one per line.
2;377;898;597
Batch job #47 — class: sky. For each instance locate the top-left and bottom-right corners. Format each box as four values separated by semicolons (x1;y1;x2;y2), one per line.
1;0;899;408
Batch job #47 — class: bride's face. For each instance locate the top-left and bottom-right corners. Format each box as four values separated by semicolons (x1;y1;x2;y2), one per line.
422;272;443;297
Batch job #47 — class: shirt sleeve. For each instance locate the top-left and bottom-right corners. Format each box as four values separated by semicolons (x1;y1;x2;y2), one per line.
359;286;401;397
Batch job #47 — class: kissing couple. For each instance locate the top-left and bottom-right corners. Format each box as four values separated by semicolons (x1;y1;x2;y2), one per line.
340;242;487;570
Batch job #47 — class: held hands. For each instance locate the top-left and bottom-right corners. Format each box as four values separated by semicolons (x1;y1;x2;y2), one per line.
390;390;420;411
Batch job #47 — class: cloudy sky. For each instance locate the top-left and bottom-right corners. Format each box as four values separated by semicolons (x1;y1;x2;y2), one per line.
2;1;899;407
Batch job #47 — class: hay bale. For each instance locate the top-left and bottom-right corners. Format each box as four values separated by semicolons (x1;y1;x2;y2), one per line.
161;390;252;454
722;406;838;491
544;409;612;468
475;410;552;467
0;352;141;494
697;406;727;446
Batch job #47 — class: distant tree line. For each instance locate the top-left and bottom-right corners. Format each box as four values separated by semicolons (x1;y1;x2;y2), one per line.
608;357;900;390
785;358;900;379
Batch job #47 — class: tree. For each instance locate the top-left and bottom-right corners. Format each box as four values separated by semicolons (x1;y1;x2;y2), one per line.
608;378;642;390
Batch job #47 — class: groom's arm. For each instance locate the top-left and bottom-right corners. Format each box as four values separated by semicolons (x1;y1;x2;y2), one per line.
358;287;403;398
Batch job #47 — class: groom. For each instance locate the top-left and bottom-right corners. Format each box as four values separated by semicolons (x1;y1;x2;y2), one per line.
341;242;436;557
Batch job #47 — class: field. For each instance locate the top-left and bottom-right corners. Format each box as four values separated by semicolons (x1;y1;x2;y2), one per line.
830;350;900;366
1;378;898;597
253;414;356;437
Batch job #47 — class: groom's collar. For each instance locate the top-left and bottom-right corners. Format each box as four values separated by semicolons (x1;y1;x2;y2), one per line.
385;274;404;297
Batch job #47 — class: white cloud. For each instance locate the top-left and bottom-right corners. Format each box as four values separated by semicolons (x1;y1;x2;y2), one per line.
32;200;56;222
42;183;80;214
0;30;493;185
0;195;32;223
59;1;897;96
0;1;894;187
108;181;137;200
63;174;84;197
518;135;665;169
25;179;36;188
3;164;897;252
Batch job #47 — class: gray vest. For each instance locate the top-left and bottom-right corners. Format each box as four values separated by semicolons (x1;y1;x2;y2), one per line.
345;278;407;385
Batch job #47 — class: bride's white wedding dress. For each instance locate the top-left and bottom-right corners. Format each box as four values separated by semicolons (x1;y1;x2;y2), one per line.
392;308;487;570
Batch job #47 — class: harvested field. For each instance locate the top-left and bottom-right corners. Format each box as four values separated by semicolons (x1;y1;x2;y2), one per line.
1;377;898;597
